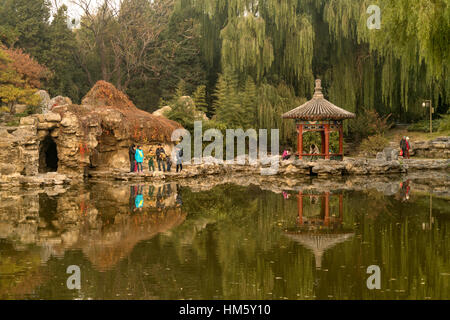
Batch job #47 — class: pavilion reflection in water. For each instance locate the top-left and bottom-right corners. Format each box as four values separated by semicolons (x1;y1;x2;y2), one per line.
285;191;354;269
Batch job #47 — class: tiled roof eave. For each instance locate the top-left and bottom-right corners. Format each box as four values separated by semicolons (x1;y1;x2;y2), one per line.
282;114;355;120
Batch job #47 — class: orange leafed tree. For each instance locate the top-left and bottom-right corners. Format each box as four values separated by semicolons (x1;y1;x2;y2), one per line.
0;45;50;111
5;47;50;88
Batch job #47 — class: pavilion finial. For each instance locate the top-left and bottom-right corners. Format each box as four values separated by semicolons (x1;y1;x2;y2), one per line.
313;79;323;98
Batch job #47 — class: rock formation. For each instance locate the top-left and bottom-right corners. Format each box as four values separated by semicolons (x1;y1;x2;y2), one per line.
410;136;450;159
0;81;183;179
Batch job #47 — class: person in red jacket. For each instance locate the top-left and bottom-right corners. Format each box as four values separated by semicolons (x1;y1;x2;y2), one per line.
405;137;411;159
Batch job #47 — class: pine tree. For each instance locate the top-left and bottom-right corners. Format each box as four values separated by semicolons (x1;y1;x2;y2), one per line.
192;85;208;113
45;5;85;102
174;79;187;99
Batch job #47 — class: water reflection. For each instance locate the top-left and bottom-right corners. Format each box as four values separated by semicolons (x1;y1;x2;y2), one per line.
0;177;449;299
285;191;354;269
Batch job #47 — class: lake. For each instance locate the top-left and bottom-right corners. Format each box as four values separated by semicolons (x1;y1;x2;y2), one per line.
0;175;449;299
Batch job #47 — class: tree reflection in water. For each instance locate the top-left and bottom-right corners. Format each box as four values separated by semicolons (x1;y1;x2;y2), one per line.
0;179;449;299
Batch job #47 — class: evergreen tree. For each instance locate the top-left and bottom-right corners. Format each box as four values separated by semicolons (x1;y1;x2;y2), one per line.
0;0;51;61
45;5;86;102
174;79;187;99
192;85;208;113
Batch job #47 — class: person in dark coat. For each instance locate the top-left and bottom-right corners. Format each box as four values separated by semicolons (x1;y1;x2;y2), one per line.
155;144;166;172
176;147;183;172
129;144;136;172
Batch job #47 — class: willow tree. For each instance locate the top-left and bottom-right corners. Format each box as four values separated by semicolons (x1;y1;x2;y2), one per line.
188;0;448;124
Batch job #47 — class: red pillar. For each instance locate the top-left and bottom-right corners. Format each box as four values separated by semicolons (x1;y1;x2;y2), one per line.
324;124;330;159
321;131;325;154
298;191;303;225
339;125;343;156
297;125;303;159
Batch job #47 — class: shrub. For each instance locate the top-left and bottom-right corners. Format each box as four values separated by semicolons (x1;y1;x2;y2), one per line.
359;134;389;157
438;114;450;132
407;119;441;132
349;109;392;141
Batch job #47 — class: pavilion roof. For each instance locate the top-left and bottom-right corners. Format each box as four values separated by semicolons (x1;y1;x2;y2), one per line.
282;79;356;121
284;232;354;268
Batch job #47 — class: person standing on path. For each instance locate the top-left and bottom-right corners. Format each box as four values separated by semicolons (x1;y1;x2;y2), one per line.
129;144;136;172
148;154;155;172
400;136;407;158
156;144;166;172
176;146;183;173
405;137;411;159
166;154;172;172
135;145;144;173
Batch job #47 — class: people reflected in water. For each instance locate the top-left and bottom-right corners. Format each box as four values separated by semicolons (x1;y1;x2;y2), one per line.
128;183;182;214
399;179;411;202
134;185;144;212
176;186;183;207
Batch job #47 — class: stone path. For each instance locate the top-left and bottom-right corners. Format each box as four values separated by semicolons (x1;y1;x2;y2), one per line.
1;157;448;189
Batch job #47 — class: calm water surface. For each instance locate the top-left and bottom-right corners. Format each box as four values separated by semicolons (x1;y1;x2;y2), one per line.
0;178;449;299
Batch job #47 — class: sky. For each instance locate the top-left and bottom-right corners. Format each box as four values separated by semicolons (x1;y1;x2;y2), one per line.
55;0;121;19
52;0;121;27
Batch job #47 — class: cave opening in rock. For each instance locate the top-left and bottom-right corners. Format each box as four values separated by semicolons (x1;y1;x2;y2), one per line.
39;135;59;173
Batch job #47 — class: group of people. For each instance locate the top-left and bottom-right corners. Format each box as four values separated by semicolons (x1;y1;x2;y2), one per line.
400;136;411;159
128;144;184;174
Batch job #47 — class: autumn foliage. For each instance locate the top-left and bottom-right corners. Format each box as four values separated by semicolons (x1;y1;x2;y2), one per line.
0;45;50;110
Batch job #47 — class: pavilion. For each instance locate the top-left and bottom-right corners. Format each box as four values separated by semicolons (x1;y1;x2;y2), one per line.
282;79;356;160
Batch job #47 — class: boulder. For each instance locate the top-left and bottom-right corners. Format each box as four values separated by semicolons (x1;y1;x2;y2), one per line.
383;147;395;161
19;116;37;126
390;148;399;161
49;96;72;110
153;105;172;117
44;112;62;122
13;104;28;114
376;152;385;161
34;90;51;114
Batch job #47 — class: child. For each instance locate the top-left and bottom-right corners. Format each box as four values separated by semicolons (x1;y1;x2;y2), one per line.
166;154;172;172
148;154;155;172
